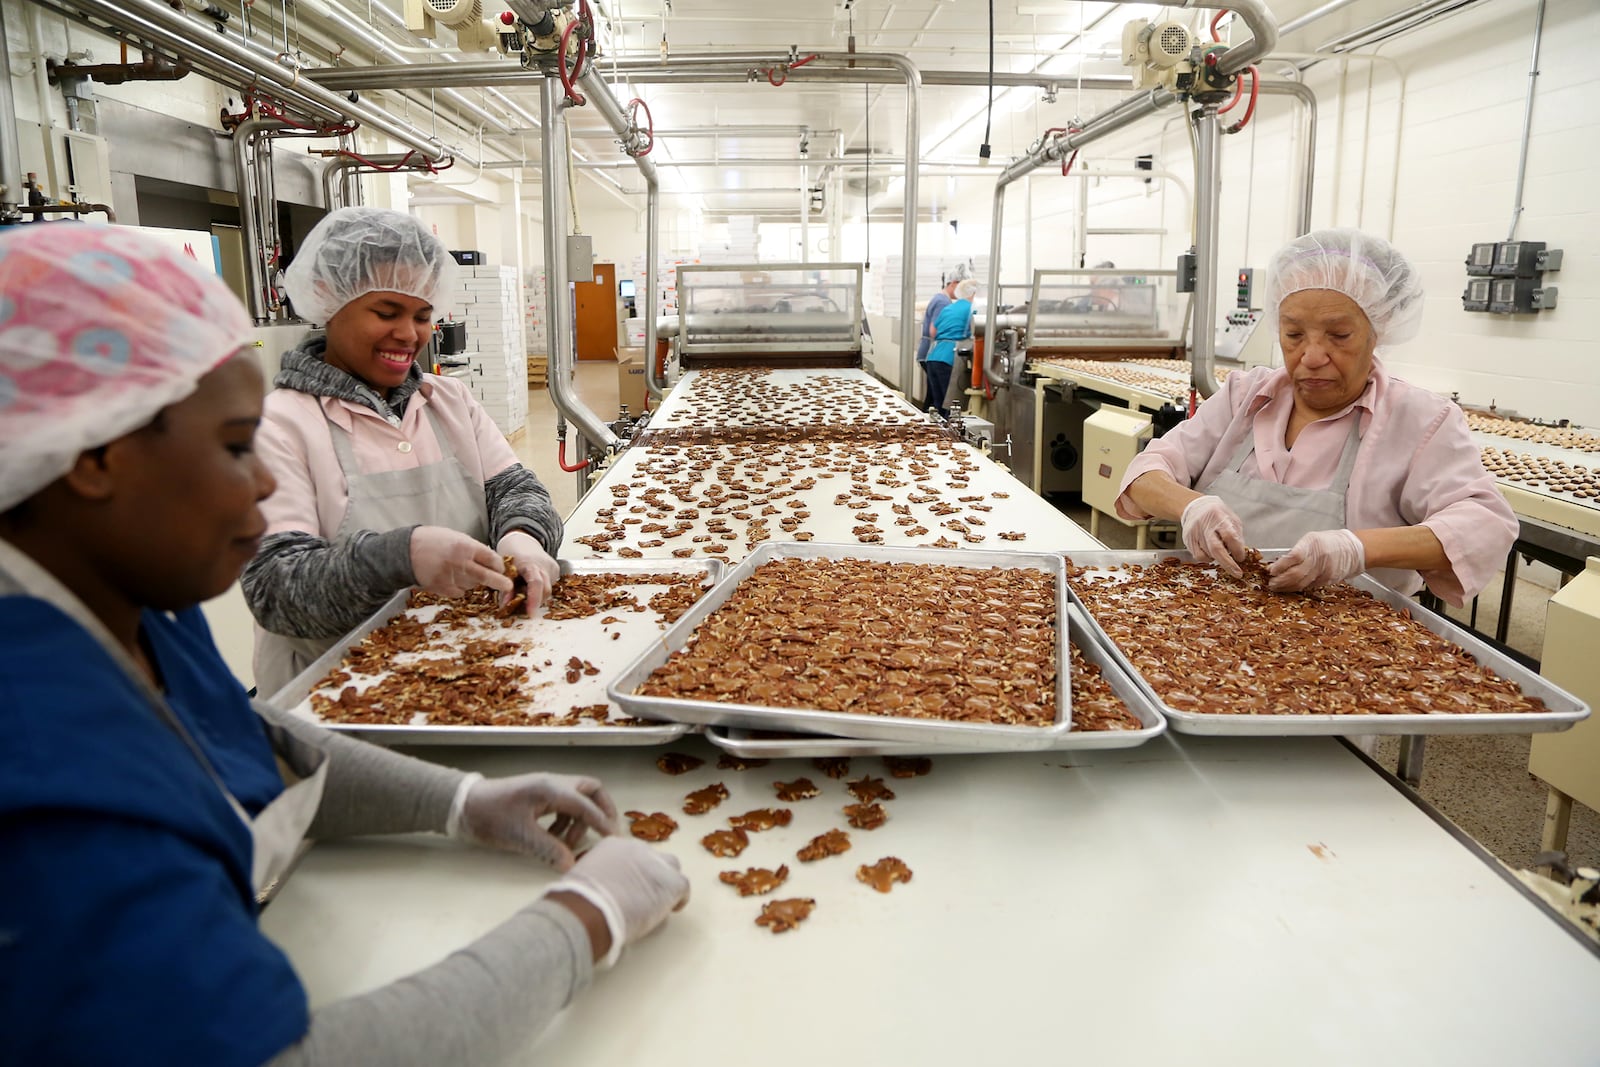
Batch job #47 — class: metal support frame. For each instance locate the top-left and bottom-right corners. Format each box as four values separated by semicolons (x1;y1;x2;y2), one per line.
0;4;25;222
1191;104;1223;399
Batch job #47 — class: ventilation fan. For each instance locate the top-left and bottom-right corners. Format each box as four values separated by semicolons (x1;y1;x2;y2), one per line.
1120;18;1196;91
425;0;483;28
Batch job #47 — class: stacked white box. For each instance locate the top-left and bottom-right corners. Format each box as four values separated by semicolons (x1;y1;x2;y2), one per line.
524;269;548;356
445;265;527;436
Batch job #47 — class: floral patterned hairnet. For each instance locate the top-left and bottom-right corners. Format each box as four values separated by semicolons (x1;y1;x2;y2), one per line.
0;223;252;513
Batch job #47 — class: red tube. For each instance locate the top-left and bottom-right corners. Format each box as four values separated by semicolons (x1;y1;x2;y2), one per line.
558;8;591;106
1209;9;1229;42
1225;66;1259;134
765;53;819;87
558;438;590;472
1217;74;1245;115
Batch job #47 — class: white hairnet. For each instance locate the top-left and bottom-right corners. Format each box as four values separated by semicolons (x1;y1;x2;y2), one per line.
947;262;972;283
1264;228;1425;347
283;206;457;324
954;279;980;302
0;223;252;513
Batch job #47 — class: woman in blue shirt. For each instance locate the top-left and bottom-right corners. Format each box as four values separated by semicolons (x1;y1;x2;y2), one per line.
0;224;688;1066
925;278;978;417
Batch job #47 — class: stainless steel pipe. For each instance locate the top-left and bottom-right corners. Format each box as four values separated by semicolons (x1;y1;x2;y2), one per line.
540;77;620;454
1191;105;1223;399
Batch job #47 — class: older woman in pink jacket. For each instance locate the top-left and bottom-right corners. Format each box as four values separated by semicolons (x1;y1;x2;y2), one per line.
1116;228;1516;605
243;208;564;695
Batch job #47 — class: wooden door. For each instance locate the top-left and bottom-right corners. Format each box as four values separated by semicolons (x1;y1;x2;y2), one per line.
574;262;618;362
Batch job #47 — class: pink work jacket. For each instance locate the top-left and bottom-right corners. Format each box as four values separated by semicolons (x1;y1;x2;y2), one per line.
1116;363;1518;606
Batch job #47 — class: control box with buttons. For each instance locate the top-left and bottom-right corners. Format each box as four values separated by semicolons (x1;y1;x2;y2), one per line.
1461;239;1560;314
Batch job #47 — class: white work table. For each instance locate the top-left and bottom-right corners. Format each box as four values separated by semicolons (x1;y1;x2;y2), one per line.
259;734;1600;1065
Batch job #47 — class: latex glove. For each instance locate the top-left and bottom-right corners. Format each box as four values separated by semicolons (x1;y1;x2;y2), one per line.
546;836;690;968
1268;528;1366;593
450;771;620;871
1180;496;1249;578
497;530;560;614
409;526;512;598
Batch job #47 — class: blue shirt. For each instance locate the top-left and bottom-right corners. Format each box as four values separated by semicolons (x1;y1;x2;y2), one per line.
0;598;307;1066
916;290;953;364
927;298;973;365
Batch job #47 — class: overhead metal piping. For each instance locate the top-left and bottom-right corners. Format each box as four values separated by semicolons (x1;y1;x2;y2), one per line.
540;76;620;456
41;0;451;162
306;60;1135;93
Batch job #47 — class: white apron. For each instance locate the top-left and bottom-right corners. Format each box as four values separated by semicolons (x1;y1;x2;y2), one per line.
1198;415;1419;595
253;402;490;697
0;538;326;903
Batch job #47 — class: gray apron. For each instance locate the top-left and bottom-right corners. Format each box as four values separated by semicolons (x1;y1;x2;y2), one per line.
0;538;326;902
1198;415;1420;595
253;402;490;697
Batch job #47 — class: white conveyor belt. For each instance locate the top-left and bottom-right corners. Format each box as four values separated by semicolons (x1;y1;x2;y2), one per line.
649;367;928;430
259;736;1600;1065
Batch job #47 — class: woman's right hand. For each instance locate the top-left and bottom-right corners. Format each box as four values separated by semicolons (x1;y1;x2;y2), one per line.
408;526;514;598
1180;496;1249;577
546;837;690;967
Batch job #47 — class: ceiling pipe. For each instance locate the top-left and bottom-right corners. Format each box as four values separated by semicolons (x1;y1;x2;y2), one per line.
40;0;452;161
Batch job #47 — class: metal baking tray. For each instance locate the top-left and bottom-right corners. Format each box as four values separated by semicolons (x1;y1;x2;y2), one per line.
1064;550;1591;736
609;541;1072;750
267;559;724;746
702;605;1164;757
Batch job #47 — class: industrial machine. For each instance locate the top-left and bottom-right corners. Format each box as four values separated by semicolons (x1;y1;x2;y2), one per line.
672;262;865;369
980;267;1187;497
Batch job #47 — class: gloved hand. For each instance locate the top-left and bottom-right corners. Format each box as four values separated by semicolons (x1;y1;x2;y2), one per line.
450;771;620;871
409;526;512;598
546;836;690;968
1180;496;1249;578
1268;528;1366;593
497;530;560;613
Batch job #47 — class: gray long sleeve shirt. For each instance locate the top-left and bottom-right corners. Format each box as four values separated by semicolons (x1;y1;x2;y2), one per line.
252;700;595;1066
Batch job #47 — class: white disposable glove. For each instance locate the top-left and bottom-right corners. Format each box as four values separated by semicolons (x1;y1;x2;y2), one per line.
1180;496;1249;578
449;771;620;871
1268;528;1366;593
497;530;560;614
546;836;690;968
409;526;512;598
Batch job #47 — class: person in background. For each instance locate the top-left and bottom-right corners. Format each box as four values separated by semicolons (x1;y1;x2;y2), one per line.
925;278;979;419
917;263;969;412
243;207;564;697
1116;228;1516;603
0;223;689;1066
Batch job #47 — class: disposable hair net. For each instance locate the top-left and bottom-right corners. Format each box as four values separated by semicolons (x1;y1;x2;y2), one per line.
954;279;980;302
1264;228;1425;347
946;261;972;283
282;206;457;324
0;223;252;513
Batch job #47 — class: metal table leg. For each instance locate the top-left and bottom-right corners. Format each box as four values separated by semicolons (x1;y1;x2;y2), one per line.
1495;545;1519;643
1397;735;1428;787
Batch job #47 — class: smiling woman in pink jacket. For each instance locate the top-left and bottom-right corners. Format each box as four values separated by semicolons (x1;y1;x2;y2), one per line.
1116;228;1516;606
242;208;564;696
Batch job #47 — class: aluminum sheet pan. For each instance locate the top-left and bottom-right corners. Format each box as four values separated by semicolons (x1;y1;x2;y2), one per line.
609;541;1072;750
268;559;723;746
702;606;1163;757
1063;550;1590;736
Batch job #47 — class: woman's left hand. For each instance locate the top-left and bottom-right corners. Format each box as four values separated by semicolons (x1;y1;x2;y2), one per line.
1268;529;1366;592
497;531;561;612
452;772;621;871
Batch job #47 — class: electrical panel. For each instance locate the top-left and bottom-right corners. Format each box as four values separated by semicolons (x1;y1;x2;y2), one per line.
1461;240;1560;315
1176;250;1196;293
1235;267;1255;309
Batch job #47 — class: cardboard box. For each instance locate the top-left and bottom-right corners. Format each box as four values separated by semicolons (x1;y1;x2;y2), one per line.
616;349;647;413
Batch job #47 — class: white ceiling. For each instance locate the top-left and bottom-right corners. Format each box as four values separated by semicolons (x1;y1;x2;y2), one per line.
333;0;1442;210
